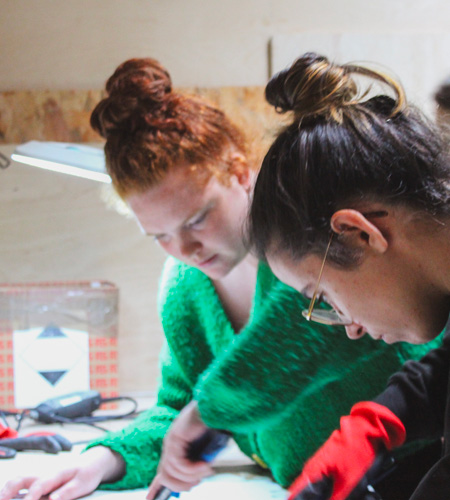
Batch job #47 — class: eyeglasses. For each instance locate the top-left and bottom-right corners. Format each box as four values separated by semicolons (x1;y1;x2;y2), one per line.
302;234;352;326
302;211;388;326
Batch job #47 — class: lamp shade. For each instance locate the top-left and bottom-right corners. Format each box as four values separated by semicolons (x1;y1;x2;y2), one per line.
11;141;110;183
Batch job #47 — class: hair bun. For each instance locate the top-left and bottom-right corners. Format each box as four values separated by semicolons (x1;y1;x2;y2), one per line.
265;52;357;121
91;58;173;138
435;75;450;108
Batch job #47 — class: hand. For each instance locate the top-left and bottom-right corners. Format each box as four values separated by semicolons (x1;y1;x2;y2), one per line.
289;402;406;500
146;401;213;499
0;446;125;500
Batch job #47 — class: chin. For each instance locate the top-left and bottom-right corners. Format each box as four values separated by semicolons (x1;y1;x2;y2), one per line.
372;331;421;345
201;263;233;280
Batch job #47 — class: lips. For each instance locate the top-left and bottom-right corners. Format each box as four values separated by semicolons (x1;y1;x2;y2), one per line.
197;255;217;267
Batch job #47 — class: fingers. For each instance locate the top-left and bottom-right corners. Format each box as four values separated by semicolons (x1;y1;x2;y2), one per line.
157;428;213;492
0;473;73;500
147;473;203;498
153;403;217;495
158;456;213;492
0;477;39;500
0;468;99;500
146;475;163;500
155;433;213;493
23;470;81;500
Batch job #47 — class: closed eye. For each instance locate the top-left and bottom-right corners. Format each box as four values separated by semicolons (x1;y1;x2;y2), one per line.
316;293;333;310
185;210;208;229
152;233;170;243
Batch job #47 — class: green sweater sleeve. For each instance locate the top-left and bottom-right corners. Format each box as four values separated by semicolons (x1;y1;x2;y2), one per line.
84;257;221;491
195;264;442;434
85;342;193;490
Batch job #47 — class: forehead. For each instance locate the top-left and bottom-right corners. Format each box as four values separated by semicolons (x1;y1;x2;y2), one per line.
126;167;221;233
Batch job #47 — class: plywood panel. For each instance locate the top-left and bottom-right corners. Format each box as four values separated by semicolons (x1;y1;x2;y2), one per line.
0;87;280;151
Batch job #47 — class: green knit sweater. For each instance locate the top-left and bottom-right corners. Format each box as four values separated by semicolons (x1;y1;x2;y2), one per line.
87;257;442;489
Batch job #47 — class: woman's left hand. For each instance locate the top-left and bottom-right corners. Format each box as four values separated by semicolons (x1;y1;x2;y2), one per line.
146;401;213;499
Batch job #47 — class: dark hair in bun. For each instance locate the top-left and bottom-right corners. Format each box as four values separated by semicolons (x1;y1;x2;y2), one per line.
265;52;404;122
91;58;247;198
248;52;450;266
435;75;450;110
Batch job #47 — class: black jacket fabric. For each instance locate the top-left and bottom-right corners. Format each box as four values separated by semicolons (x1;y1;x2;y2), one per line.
375;318;450;499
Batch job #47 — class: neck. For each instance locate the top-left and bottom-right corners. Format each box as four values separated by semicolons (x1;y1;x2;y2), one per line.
212;253;259;332
213;252;258;286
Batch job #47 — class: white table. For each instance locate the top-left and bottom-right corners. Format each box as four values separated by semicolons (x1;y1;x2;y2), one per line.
0;397;287;500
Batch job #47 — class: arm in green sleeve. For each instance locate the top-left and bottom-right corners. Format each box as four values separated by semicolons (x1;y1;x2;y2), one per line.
195;282;333;433
85;343;193;490
195;279;442;435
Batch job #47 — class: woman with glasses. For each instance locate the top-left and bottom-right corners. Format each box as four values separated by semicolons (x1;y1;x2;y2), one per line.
0;57;438;500
247;52;450;499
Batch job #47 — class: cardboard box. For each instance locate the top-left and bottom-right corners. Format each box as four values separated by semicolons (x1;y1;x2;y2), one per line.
0;281;118;410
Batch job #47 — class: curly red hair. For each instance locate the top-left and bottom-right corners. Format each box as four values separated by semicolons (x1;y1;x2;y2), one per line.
91;58;249;199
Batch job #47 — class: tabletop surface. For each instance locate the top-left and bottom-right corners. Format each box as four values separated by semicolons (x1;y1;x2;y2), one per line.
0;396;286;499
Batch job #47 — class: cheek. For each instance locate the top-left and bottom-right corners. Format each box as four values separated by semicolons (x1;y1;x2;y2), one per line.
157;239;177;257
329;278;400;329
324;277;366;316
206;217;238;246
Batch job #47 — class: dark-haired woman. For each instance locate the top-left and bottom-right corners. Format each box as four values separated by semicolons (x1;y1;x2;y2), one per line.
0;58;440;500
247;52;450;500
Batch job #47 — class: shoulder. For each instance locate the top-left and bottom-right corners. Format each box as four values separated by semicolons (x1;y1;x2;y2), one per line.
158;257;206;303
157;257;221;323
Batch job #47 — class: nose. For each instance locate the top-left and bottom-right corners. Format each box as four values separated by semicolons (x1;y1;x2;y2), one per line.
345;323;367;340
178;233;202;259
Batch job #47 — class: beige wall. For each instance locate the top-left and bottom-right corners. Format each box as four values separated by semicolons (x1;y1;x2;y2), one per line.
1;0;448;394
1;0;449;91
1;144;167;394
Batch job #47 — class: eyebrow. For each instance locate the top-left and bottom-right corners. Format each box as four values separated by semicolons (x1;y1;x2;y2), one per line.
183;203;211;227
146;200;215;238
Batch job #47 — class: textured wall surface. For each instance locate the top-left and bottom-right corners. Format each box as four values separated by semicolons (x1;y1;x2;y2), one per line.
0;87;280;145
0;86;283;393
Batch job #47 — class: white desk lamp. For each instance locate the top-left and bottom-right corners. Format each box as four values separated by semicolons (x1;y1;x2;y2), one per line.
11;141;110;183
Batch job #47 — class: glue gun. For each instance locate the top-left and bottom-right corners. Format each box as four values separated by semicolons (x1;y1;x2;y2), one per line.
154;429;230;500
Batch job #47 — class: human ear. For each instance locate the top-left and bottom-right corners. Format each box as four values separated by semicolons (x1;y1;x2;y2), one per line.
229;152;253;190
330;209;388;254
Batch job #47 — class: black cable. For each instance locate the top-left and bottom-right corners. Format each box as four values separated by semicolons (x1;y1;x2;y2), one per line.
0;410;9;428
38;414;110;432
0;394;140;432
16;410;29;432
0;408;29;432
61;395;139;424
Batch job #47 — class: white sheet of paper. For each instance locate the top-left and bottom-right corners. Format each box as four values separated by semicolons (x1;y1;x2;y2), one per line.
179;473;288;500
91;474;287;500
